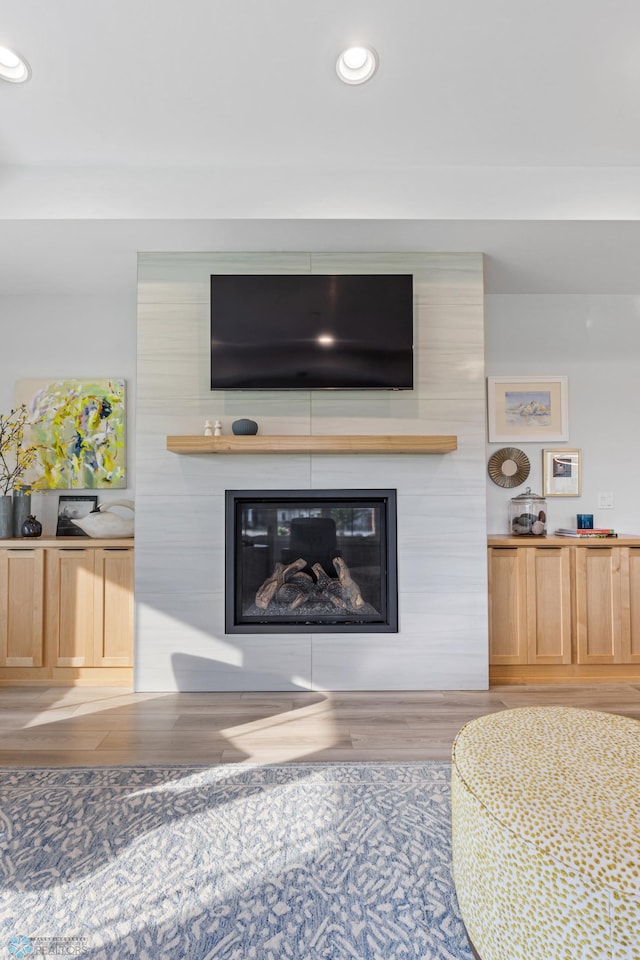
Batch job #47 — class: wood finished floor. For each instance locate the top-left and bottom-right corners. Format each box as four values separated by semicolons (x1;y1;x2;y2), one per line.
1;684;640;766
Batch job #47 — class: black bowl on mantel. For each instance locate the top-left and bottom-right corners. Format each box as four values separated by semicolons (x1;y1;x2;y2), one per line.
232;419;259;436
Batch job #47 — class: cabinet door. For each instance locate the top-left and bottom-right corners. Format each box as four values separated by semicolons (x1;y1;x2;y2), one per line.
622;547;640;663
46;547;96;667
488;548;528;664
0;548;44;667
93;548;133;666
526;546;572;664
575;547;623;664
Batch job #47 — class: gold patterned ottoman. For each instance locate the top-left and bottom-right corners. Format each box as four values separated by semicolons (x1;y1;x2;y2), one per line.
451;706;640;960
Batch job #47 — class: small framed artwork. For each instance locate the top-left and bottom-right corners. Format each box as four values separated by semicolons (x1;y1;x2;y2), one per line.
487;376;569;443
542;448;582;497
56;495;99;537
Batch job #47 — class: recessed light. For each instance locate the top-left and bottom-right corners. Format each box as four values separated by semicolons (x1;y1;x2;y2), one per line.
0;45;31;83
336;46;378;85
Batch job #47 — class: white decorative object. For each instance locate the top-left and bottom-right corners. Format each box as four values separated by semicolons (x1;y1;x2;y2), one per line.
70;500;135;538
214;419;223;436
204;419;213;436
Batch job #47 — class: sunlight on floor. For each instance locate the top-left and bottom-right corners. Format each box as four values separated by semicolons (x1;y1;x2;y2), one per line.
219;701;340;762
21;690;165;728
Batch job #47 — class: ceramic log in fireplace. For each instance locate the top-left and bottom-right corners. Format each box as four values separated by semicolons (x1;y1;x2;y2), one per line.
225;489;398;633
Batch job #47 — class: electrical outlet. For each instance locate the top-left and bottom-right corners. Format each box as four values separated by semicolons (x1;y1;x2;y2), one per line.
597;492;614;509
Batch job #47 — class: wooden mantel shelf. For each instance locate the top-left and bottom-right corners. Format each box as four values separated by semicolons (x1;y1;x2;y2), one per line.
166;435;458;455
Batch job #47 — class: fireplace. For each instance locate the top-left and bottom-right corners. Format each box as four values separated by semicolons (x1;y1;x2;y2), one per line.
225;489;398;633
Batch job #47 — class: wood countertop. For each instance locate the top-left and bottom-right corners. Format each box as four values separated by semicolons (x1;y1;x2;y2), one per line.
0;538;134;548
489;535;640;547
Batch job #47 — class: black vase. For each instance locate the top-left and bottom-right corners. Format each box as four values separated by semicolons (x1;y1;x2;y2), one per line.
232;418;259;435
22;515;42;538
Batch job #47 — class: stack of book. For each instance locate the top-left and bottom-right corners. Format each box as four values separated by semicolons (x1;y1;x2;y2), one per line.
554;528;617;538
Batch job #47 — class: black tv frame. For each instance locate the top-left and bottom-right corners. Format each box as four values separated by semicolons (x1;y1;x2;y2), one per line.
210;273;414;391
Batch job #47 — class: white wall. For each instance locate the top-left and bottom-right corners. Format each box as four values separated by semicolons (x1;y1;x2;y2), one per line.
485;294;640;534
0;293;136;535
135;251;488;692
5;256;640;690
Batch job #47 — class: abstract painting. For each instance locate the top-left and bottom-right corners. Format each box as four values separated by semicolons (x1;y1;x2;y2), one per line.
16;378;126;489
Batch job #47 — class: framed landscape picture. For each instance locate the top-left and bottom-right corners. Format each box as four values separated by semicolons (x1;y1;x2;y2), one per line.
487;376;569;443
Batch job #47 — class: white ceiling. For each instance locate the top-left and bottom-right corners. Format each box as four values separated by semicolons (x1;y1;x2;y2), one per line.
4;0;640;168
2;0;640;293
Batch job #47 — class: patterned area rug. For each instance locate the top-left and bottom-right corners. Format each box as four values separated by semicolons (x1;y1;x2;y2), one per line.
0;762;473;960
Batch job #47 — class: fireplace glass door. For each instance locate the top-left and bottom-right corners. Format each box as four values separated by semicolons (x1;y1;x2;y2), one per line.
226;489;398;633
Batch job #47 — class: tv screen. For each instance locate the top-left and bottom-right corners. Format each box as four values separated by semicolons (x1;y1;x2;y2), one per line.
210;273;414;390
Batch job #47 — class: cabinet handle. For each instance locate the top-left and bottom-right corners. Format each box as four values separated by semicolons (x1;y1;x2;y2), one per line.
58;548;86;552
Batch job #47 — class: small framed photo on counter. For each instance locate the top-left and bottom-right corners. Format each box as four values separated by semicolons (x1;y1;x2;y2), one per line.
542;448;581;497
56;494;98;536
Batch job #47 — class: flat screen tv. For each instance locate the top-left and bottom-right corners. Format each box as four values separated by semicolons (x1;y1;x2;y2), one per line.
210;273;414;390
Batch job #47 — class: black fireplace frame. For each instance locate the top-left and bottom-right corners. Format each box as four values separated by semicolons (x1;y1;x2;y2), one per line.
225;489;398;634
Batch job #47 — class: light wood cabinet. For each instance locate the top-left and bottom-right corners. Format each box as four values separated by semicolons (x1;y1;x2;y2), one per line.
489;536;640;683
526;545;572;664
488;546;527;665
93;547;134;667
46;546;96;667
0;539;133;686
488;544;571;667
0;547;45;667
624;547;640;663
574;546;622;664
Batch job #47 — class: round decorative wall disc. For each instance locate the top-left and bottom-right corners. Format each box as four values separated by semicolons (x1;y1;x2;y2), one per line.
488;447;530;488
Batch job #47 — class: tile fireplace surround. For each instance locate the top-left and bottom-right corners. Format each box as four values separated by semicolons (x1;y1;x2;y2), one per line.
135;251;488;692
